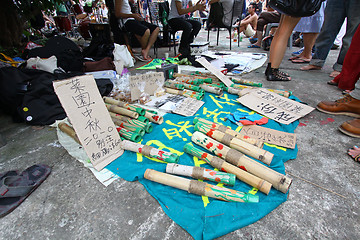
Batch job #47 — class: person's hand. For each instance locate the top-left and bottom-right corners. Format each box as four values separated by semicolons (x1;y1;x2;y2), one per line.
133;13;143;21
195;0;206;12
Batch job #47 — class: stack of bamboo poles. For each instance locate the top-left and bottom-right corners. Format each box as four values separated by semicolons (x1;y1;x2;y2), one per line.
185;118;292;195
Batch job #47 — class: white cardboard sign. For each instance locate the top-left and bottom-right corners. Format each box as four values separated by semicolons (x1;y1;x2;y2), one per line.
53;75;123;171
195;57;233;87
129;72;164;101
237;89;314;124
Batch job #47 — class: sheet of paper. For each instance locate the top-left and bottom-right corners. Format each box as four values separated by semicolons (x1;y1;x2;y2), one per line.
172;97;204;117
195;57;233;87
240;125;296;149
237;89;314;124
53;75;123;171
129;72;164;101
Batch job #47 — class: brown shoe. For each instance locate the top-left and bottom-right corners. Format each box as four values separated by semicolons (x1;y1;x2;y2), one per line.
316;94;360;117
339;118;360;138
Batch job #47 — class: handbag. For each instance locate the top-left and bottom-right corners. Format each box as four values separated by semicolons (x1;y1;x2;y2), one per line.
268;0;324;17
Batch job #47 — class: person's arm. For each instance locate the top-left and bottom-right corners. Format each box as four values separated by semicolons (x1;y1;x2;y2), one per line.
114;0;142;21
175;0;206;15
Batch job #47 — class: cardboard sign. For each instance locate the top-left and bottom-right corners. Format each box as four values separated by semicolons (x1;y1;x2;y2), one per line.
53;75;123;171
130;72;164;101
172;97;204;117
240;125;296;149
237;89;314;125
195;57;233;87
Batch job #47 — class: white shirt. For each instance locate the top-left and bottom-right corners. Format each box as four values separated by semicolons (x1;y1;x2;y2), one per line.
168;0;191;20
114;0;134;23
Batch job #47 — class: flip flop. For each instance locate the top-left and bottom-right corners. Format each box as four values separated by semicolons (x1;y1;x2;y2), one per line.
288;56;300;61
0;164;51;218
248;44;260;48
291;58;311;63
135;55;151;62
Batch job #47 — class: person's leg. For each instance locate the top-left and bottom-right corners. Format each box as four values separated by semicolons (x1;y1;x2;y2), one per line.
269;15;300;67
253;11;280;46
292;33;318;62
303;0;346;70
139;22;160;59
168;18;192;56
186;19;201;43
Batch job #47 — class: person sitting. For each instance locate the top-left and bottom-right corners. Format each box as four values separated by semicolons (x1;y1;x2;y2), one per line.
232;2;258;38
168;0;206;58
114;0;160;61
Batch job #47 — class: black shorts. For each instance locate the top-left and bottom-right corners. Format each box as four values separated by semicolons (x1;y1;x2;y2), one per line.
124;20;158;36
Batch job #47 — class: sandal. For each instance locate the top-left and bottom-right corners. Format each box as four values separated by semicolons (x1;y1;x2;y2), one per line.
265;63;289;77
348;146;360;162
267;68;291;81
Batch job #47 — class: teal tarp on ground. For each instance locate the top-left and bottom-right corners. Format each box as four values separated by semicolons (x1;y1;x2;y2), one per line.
106;92;298;240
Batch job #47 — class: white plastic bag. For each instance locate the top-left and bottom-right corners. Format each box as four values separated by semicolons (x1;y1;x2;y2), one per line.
113;44;135;68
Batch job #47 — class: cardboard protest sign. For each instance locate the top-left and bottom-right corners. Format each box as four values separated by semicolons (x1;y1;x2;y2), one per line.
172;97;204;117
130;72;164;101
53;75;123;171
195;57;233;87
240;125;296;149
237;89;314;125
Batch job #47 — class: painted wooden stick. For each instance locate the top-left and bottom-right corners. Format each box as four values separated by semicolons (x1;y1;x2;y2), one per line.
194;122;273;165
165;87;204;100
112;117;145;136
199;84;223;95
109;112;152;132
116;126;141;142
103;97;146;115
144;169;259;203
231;77;262;87
191;131;292;193
121;140;179;163
166;163;236;186
106;104;139;119
183;143;272;194
193;117;263;148
58;122;81;145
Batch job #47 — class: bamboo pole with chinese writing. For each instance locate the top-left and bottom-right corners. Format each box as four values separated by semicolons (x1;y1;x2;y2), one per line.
231;77;262;87
121;140;179;163
109;112;152;132
164;81;185;90
170;80;203;92
173;73;212;83
103;97;146;115
141;109;164;125
166;163;236;186
144;169;259;203
58;122;81;145
194;122;273;165
199;84;223;95
193;117;263;148
183;143;272;194
106;104;139;119
191;131;292;193
112;117;145;136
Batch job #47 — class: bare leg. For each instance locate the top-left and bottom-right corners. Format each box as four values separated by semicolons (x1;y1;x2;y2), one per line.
135;29;151;59
292;33;318;62
253;30;263;47
142;27;159;60
269;15;300;68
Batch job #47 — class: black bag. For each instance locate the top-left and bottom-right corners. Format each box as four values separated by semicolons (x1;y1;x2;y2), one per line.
208;3;224;27
268;0;324;17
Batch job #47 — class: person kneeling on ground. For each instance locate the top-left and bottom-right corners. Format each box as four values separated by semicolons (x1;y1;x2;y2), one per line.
168;0;206;58
115;0;160;61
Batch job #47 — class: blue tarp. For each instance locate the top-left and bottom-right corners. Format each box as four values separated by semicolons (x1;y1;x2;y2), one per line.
106;92;299;240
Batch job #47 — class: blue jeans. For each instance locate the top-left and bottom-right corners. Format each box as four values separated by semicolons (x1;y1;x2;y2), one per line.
310;0;360;71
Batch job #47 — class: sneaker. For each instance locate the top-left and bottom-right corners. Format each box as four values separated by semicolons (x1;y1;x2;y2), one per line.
291;47;304;56
316;94;360;117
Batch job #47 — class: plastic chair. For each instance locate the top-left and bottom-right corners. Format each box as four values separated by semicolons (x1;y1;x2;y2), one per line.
207;0;244;50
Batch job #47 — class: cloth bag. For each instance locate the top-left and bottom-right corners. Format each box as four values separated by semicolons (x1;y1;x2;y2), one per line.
268;0;324;17
113;44;135;68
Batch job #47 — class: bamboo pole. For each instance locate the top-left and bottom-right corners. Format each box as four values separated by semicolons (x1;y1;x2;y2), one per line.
163;81;185;90
231;77;262;87
166;163;236;186
191;131;292;193
106;104;139;119
199;84;223;95
112;117;145;136
184;143;272;194
193;117;263;148
58;122;81;145
103;97;146;115
116;126;141;142
144;169;259;203
165;87;204;100
143;111;164;124
121;140;179;163
226;86;242;95
194;122;273;165
109;112;152;132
